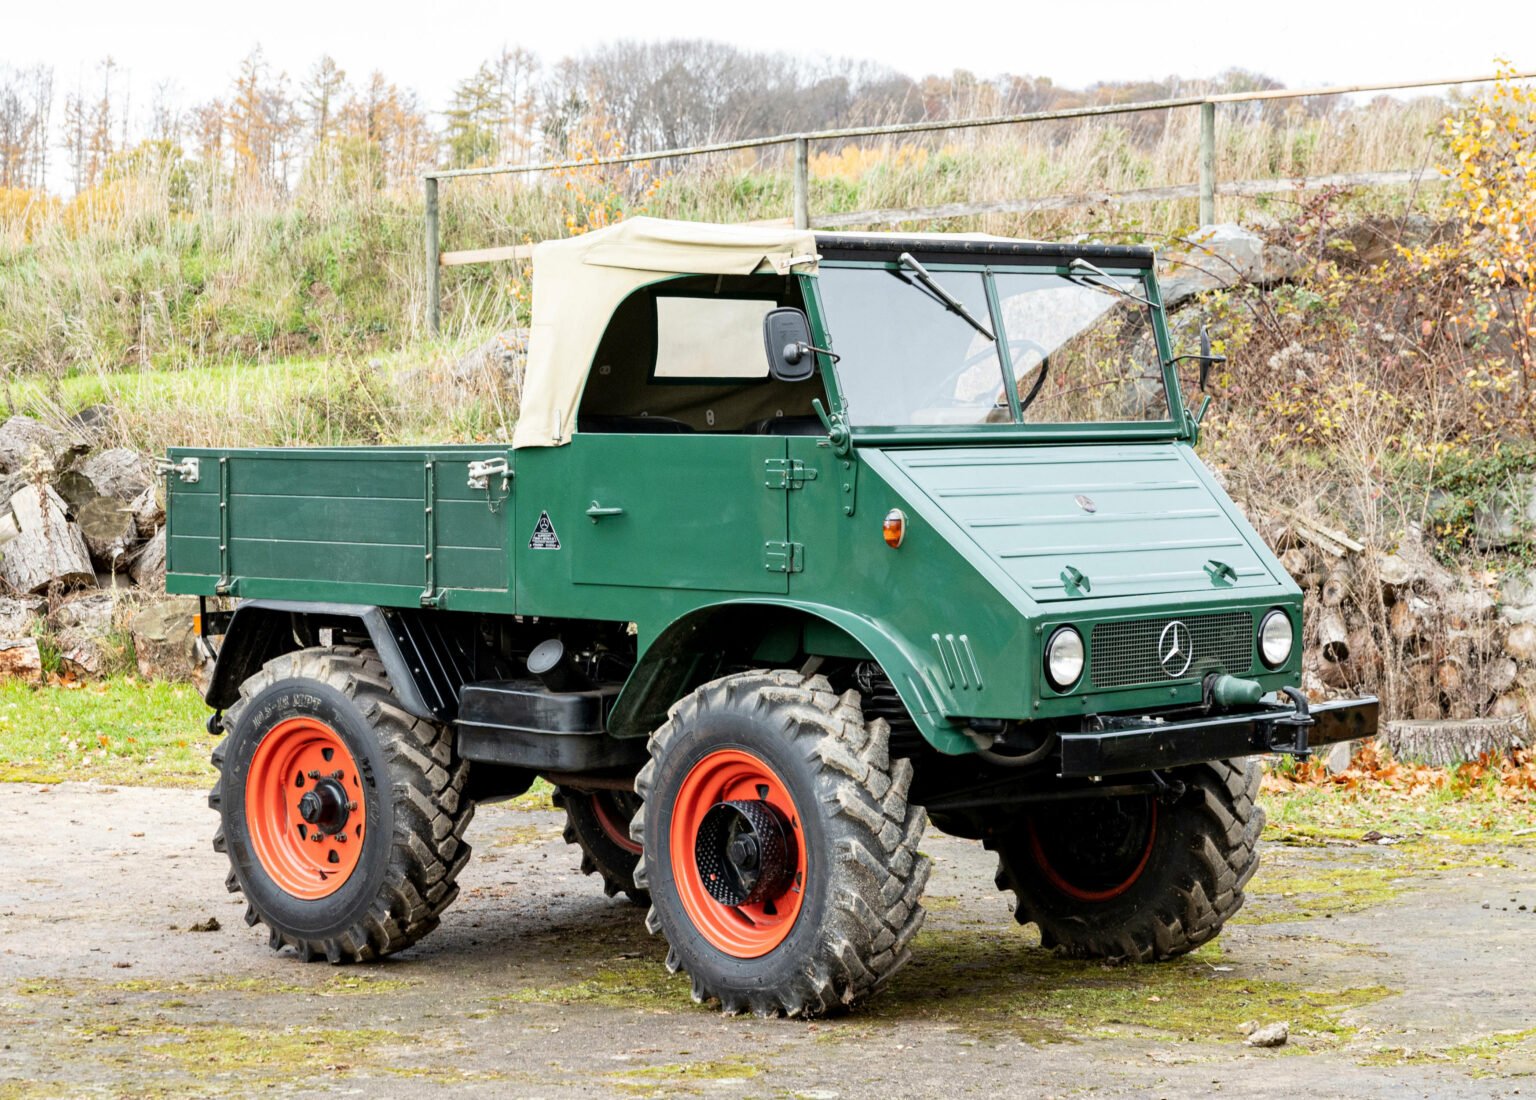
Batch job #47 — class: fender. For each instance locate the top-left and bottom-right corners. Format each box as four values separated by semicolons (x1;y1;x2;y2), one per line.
204;601;447;723
610;600;977;755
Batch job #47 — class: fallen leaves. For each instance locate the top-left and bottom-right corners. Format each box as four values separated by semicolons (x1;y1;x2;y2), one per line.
1263;740;1536;804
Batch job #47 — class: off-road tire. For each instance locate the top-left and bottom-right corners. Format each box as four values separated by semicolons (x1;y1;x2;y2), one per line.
553;786;648;903
209;645;475;962
632;670;930;1017
988;759;1262;962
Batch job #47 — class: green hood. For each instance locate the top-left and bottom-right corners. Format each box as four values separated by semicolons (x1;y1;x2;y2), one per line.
883;442;1283;604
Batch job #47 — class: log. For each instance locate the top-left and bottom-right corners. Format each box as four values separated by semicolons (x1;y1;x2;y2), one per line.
1382;716;1528;766
1318;608;1350;662
131;597;200;680
129;527;166;590
1345;625;1383;681
1320;568;1351;608
0;637;42;680
76;448;153;501
0;485;95;594
129;484;163;538
1487;656;1519;696
1390;596;1427;642
53;469;99;514
1279;548;1312;584
76;496;138;566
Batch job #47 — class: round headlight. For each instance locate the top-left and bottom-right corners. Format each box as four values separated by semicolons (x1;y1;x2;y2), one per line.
1260;609;1294;668
1044;626;1085;691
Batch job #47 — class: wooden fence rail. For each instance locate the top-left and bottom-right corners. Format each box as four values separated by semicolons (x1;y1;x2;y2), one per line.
423;71;1534;333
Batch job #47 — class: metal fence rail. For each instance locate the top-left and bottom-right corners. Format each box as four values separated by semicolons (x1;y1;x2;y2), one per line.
423;70;1535;333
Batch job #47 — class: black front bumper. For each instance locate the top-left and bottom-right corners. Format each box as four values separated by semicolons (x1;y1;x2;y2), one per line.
1057;696;1379;778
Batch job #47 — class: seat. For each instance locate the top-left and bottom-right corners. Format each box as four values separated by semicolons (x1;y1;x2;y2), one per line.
751;416;825;436
577;415;694;434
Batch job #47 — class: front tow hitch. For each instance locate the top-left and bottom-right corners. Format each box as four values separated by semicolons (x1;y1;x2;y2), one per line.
1265;686;1314;760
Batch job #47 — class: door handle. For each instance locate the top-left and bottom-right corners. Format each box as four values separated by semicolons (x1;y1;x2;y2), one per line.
586;501;625;522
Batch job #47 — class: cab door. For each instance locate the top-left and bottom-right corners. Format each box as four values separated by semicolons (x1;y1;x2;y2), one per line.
565;433;791;594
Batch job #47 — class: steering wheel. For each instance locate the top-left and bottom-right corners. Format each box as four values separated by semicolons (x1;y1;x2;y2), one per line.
954;337;1052;415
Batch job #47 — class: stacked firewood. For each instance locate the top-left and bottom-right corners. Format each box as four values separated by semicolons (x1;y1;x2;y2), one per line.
1255;507;1534;761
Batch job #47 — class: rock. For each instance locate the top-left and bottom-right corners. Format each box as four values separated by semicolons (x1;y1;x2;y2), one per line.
129;527;166;590
75;448;153;501
1159;224;1303;309
131;597;199;681
0;595;44;636
1508;623;1536;663
65;403;114;443
1474;473;1536;550
0;484;96;594
1323;740;1359;775
0;637;42;680
0;415;84;476
1244;1021;1289;1048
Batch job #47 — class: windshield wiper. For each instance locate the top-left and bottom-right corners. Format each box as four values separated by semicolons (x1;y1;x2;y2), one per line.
897;252;994;341
1066;257;1156;308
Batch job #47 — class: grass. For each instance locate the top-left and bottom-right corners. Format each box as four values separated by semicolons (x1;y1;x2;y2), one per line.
0;92;1456;379
0;678;213;788
0;344;517;458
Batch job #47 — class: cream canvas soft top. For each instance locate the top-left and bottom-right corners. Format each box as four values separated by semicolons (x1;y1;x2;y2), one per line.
512;217;819;448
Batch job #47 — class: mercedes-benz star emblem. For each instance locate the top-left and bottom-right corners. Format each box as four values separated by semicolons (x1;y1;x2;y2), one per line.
1158;621;1194;677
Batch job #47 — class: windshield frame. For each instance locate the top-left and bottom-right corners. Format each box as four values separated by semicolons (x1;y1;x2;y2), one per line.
802;258;1192;444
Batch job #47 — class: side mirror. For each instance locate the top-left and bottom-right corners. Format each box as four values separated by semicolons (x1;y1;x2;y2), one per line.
1196;324;1226;393
763;307;816;383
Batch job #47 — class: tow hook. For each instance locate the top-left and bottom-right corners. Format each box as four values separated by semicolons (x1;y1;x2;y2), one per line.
1266;686;1314;759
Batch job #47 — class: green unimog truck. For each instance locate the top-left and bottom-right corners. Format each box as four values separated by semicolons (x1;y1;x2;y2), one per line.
166;217;1376;1016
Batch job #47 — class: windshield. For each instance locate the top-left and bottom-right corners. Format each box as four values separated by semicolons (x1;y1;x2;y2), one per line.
816;263;1172;428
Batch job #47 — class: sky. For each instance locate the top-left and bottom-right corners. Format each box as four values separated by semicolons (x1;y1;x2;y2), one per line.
4;0;1532;117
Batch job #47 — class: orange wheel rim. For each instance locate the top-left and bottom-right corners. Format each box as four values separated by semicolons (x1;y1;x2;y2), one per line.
670;749;806;958
1027;799;1157;903
593;791;643;855
245;717;367;900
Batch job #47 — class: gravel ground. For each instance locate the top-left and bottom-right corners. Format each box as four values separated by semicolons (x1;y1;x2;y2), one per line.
3;781;1535;1098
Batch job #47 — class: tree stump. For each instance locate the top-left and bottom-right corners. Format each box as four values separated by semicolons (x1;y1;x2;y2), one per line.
1382;717;1528;766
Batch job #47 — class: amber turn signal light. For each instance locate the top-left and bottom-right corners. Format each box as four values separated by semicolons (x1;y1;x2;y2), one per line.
882;508;906;548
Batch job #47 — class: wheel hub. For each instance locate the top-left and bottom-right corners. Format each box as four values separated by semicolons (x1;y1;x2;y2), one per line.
695;799;792;907
298;777;351;835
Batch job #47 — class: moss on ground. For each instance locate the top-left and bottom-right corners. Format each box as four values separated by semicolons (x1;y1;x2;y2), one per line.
1362;1027;1536;1075
607;1057;764;1095
868;930;1390;1048
17;972;415;998
494;958;694;1012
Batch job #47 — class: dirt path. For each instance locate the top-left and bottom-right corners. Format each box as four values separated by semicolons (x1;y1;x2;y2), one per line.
3;782;1535;1098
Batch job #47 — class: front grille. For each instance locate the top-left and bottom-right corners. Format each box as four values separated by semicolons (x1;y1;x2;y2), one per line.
1089;611;1254;689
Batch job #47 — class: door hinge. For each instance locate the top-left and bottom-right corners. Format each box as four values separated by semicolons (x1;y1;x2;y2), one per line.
764;541;804;573
764;458;818;490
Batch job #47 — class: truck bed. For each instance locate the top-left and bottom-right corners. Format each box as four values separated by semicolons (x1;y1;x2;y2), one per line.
164;445;517;613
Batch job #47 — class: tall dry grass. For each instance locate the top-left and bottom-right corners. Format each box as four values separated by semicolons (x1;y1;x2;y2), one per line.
0;93;1456;386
